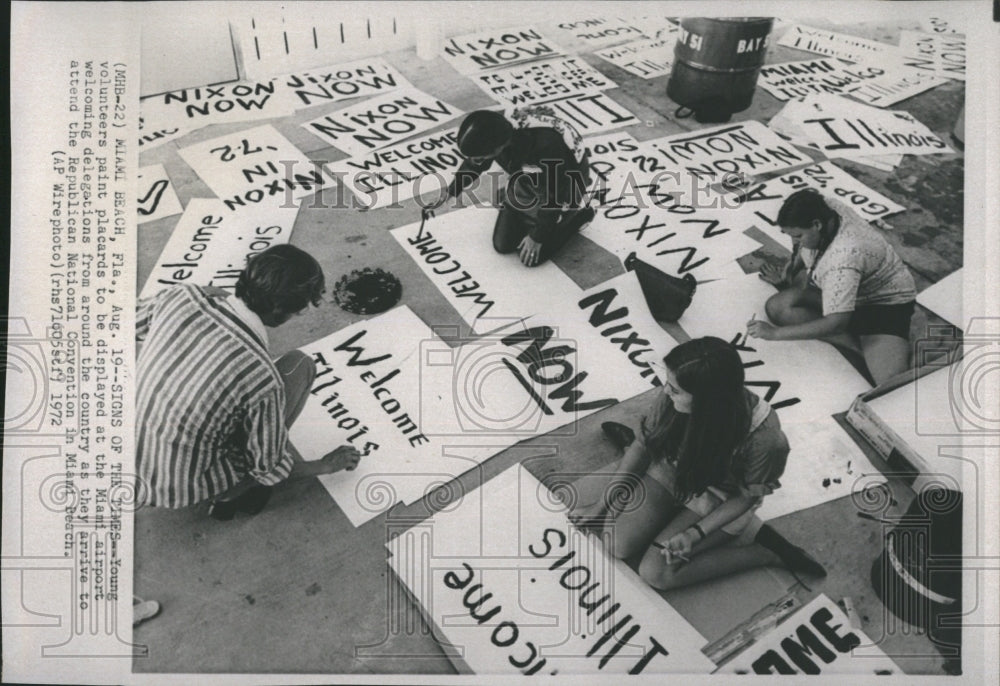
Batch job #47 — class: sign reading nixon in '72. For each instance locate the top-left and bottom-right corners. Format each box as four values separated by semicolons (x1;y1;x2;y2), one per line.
303;87;463;156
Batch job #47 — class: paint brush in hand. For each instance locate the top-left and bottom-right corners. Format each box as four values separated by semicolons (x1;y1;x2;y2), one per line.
651;540;690;563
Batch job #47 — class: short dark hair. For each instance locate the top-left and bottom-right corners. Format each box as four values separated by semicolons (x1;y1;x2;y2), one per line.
776;188;839;229
235;245;325;317
457;110;513;157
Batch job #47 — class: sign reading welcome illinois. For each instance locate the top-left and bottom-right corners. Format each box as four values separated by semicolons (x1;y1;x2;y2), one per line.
387;464;716;674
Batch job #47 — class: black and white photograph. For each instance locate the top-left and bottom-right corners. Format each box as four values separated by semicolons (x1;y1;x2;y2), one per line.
4;1;999;683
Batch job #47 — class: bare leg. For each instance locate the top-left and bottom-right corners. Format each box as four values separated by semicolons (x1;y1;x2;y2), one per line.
638;508;781;590
765;277;860;352
603;474;681;562
860;334;911;385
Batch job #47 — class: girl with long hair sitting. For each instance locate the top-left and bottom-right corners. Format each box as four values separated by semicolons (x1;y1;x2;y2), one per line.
571;336;825;590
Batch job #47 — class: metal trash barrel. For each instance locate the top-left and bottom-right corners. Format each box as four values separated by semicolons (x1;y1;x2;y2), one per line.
870;487;962;672
667;17;774;123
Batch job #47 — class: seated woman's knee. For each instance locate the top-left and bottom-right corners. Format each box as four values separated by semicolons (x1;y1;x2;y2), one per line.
607;527;646;560
765;292;789;324
638;551;678;590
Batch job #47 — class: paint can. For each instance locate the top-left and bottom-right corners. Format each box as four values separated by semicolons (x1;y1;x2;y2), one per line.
870;486;962;669
667;17;774;123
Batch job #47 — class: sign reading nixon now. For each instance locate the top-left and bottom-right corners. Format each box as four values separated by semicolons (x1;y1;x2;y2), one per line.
441;25;566;75
304;87;462;156
387;464;716;675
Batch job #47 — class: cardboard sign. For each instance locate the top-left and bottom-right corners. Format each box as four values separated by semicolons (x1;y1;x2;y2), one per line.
136;164;183;224
677;270;882;520
533;91;639;134
179;124;332;210
387;464;717;674
581;174;763;278
303;87;462;156
140;79;295;131
272;57;412;110
757;58;944;108
721;595;900;674
415;271;678;456
777;24;899;64
472;57;617;107
595;36;676;80
289;306;493;525
325;127;461;210
390;208;583;335
441;25;565;74
138;118;188;151
723;161;907;249
583;130;642;185
897;31;966;81
138;198;298;299
549;17;646;48
640;121;812;187
768;94;954;161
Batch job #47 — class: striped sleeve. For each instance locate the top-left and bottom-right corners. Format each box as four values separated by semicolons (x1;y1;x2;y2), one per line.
242;389;294;486
135;291;162;342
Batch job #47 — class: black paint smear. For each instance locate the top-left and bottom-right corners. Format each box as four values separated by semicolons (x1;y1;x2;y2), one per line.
333;268;402;315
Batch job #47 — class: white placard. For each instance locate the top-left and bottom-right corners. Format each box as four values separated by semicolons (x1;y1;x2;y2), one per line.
271;57;412;110
722;161;908;249
441;25;565;74
757;58;945;108
139;198;298;299
390;208;583;335
720;595;900;674
471;57;617;107
550;16;646;48
136;164;183;223
777;24;900;64
768;94;954;161
679;272;872;428
178;124;333;209
641;120;813;187
415;274;678;458
303;87;462;155
140;79;295;131
581;177;762;278
595;36;676;80
138;118;189;150
387;464;717;674
290;306;491;525
917;269;963;328
325;127;461;210
534;92;640;135
897;30;966;81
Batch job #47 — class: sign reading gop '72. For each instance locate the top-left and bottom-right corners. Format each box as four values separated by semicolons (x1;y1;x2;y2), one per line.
387;464;716;675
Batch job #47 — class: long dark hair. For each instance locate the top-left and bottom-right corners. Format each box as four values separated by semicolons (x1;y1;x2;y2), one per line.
641;337;751;501
777;189;841;255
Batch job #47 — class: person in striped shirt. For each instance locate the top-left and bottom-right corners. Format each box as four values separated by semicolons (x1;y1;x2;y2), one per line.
136;245;361;519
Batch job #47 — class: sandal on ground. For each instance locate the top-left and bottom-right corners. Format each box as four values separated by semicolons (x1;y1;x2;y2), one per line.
208;485;273;521
601;421;636;452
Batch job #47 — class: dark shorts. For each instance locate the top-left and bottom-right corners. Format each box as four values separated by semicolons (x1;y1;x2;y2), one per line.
848;301;915;339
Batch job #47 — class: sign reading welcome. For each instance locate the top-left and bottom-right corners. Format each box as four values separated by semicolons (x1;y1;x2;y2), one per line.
387;464;716;674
